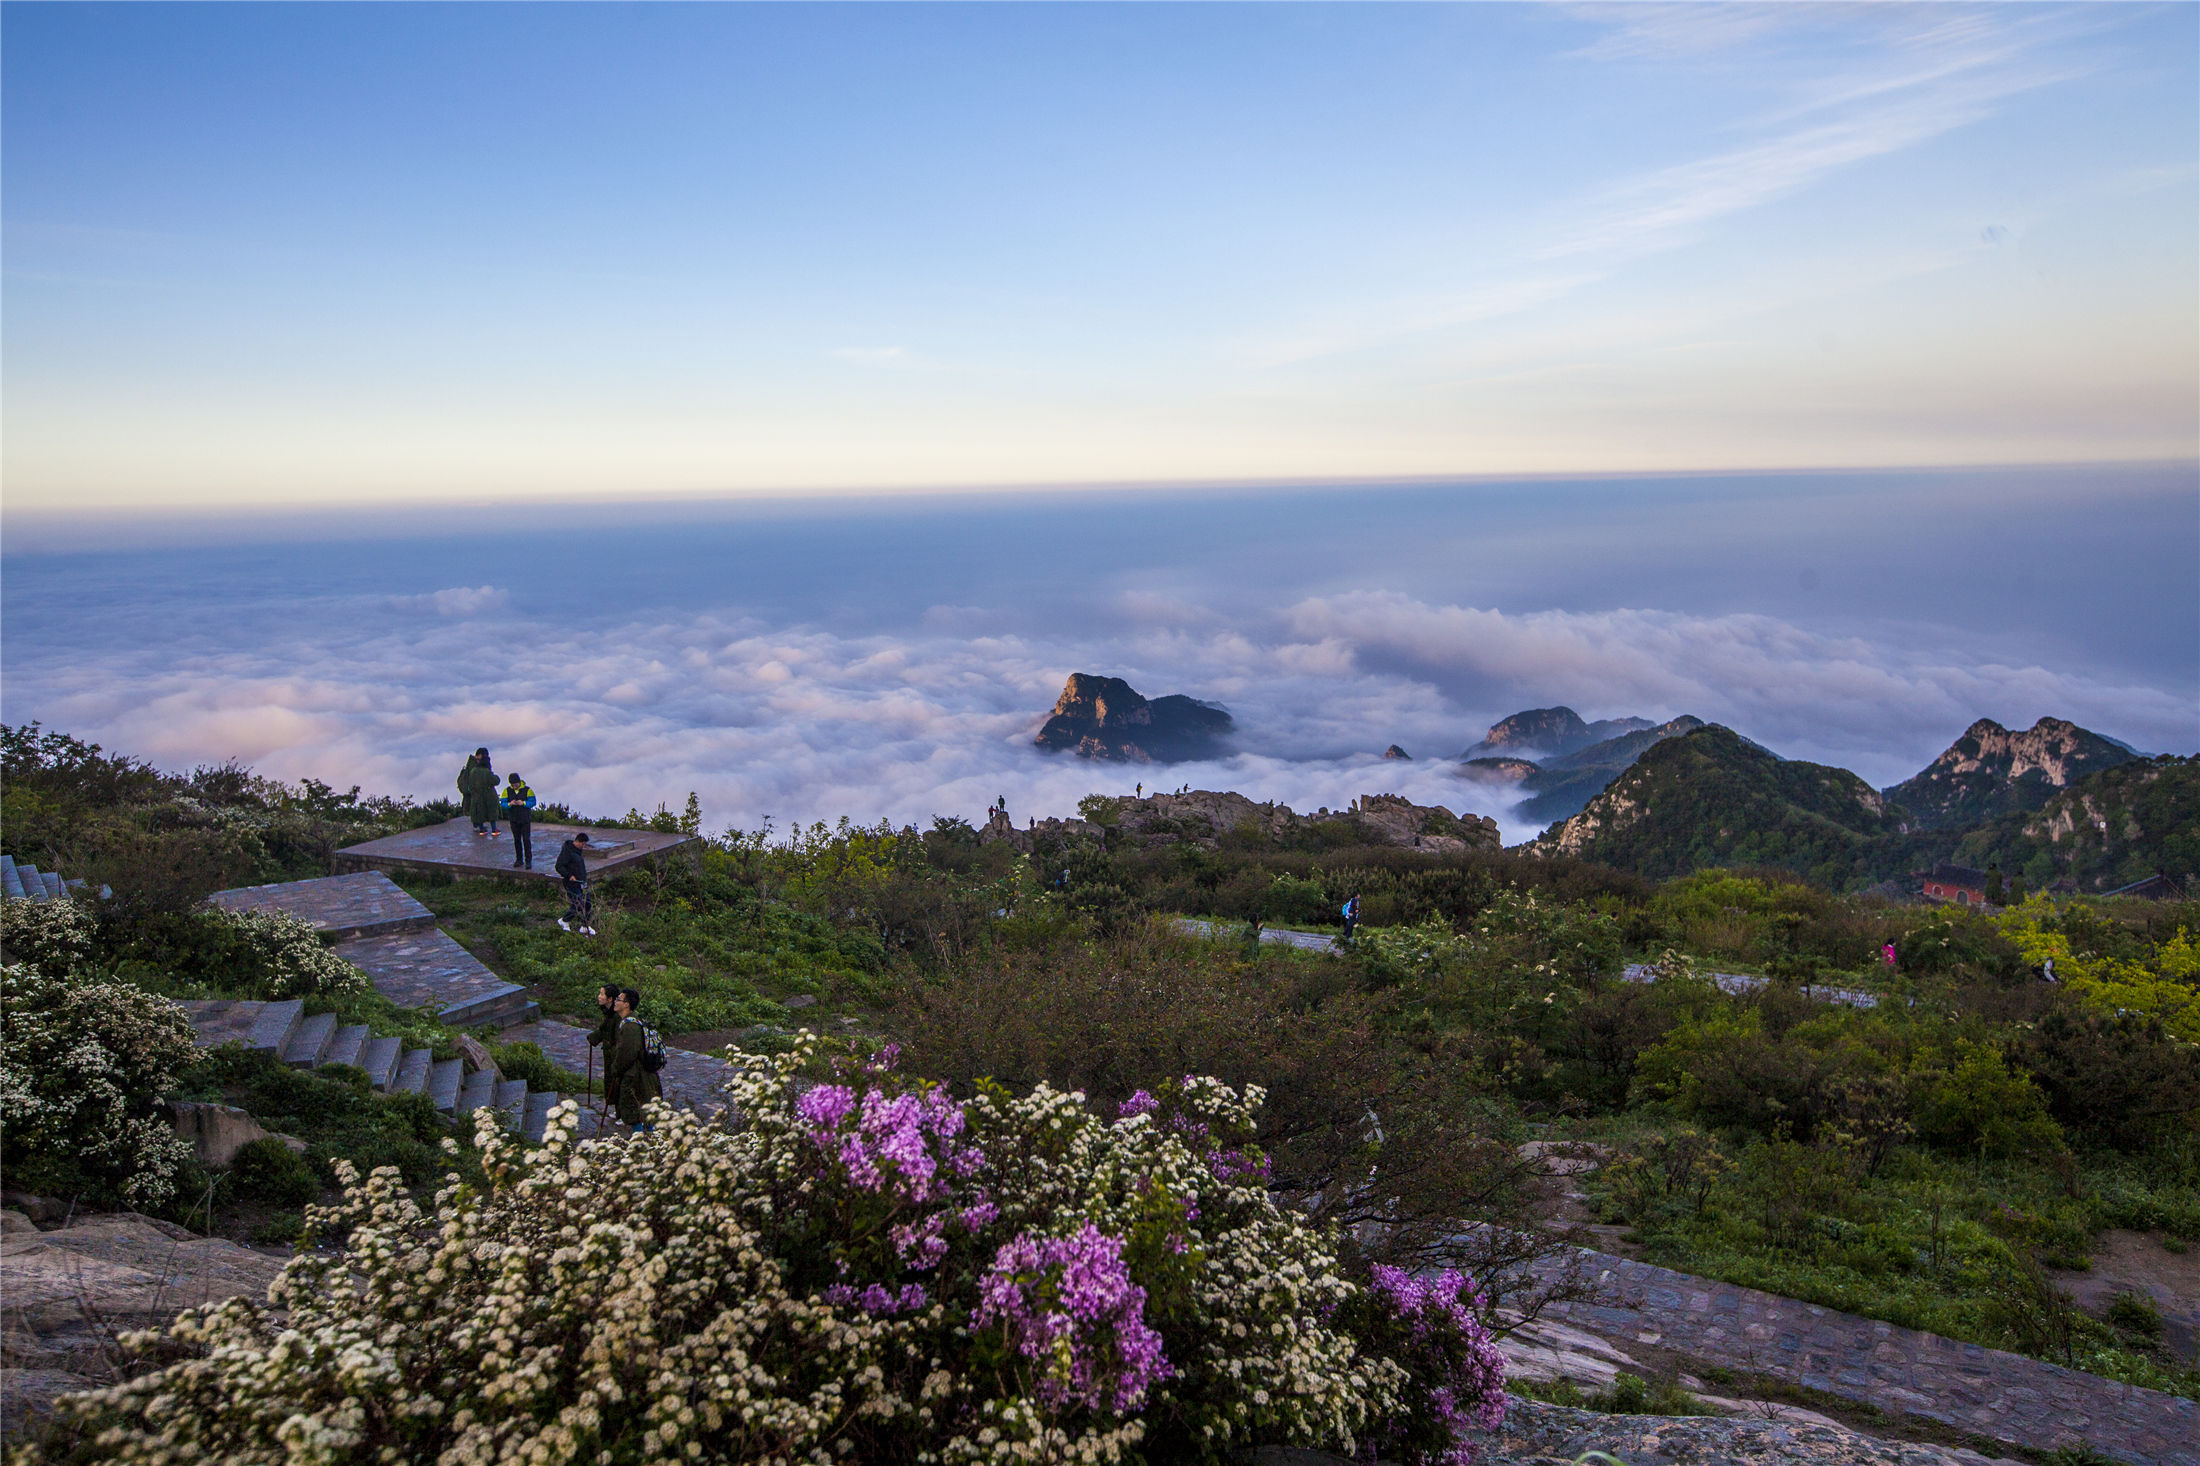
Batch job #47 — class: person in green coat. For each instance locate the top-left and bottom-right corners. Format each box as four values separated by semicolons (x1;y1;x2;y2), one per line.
604;987;662;1132
457;748;502;836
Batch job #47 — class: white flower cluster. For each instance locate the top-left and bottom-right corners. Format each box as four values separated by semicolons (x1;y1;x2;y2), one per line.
220;908;370;1000
0;957;199;1208
0;893;99;975
41;1039;1408;1465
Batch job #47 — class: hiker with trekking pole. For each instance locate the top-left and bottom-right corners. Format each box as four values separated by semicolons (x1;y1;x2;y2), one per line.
585;984;619;1125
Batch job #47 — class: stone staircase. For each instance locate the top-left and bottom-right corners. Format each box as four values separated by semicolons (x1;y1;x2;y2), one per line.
177;996;595;1141
1;852;97;903
194;872;585;1140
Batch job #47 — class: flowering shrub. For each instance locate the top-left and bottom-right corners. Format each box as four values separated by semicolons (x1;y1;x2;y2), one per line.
1339;1267;1508;1466
0;957;198;1208
0;894;98;975
208;907;370;1000
42;1039;1506;1465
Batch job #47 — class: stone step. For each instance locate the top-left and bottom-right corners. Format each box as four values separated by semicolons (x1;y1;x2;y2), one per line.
455;1069;497;1116
208;871;438;942
323;1023;370;1070
331;928;537;1031
178;999;267;1049
493;1078;529;1128
282;1012;338;1067
0;855;26;901
246;999;305;1056
356;1035;403;1090
427;1057;465;1112
519;1090;559;1142
391;1048;432;1097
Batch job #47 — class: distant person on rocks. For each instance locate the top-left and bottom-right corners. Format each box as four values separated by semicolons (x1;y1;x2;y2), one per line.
458;748;502;837
1341;892;1361;944
556;831;595;934
604;986;663;1134
501;773;537;869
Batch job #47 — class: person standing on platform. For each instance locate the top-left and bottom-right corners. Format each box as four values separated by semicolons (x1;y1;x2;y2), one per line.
501;772;537;868
556;830;596;934
458;748;502;837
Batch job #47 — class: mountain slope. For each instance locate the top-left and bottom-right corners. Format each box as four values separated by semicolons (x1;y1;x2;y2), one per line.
1529;725;1905;883
1885;717;2138;831
1507;716;1710;825
1953;755;2198;891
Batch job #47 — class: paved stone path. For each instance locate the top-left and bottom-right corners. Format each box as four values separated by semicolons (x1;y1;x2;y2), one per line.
1526;1250;2197;1465
502;1019;734;1116
1622;962;1880;1008
1173;917;1341;951
210;873;537;1028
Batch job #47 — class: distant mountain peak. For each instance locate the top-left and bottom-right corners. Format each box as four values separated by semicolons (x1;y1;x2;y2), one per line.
1461;707;1657;761
1885;716;2137;831
1034;674;1232;764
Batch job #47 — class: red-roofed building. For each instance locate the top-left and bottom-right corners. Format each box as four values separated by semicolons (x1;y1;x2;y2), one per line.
1919;864;1990;906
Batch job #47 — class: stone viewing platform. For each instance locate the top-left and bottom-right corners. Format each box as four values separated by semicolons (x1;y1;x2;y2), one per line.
334;816;696;884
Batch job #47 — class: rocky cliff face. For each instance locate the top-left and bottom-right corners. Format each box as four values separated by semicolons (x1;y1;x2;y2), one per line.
1884;717;2137;830
1033;674;1233;763
1462;707;1656;761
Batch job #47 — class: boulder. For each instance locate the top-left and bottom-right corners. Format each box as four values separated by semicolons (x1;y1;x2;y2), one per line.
455;1033;499;1075
0;1194;67;1227
167;1101;280;1170
0;1212;36;1238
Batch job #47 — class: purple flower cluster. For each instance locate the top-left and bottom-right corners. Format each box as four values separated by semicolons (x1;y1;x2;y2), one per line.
972;1224;1173;1413
795;1082;986;1209
823;1281;930;1315
1117;1090;1160;1119
1369;1265;1507;1460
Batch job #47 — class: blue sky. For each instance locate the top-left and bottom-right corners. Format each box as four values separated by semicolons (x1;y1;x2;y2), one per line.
5;2;2195;510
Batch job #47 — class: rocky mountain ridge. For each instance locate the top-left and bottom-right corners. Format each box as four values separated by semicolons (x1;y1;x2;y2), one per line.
1461;706;1656;760
1033;674;1232;764
1881;716;2138;831
1460;712;1707;825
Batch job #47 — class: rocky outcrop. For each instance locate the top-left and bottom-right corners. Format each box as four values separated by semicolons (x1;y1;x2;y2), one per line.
1382;745;1411;760
0;1214;288;1437
1462;708;1656;761
1033;675;1233;764
988;789;1499;856
1885;718;2137;831
167;1101;306;1170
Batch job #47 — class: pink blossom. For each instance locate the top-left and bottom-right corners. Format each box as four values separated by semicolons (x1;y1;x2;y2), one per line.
972;1224;1172;1413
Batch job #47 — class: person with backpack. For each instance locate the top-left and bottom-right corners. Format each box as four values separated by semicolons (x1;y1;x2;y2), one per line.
1341;892;1361;944
500;772;538;869
604;986;664;1133
457;749;502;837
555;830;595;934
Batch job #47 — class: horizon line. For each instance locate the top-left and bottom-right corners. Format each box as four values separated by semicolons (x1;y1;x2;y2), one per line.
6;455;2194;554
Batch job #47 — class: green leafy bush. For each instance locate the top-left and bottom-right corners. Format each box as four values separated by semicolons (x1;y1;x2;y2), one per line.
228;1137;318;1207
44;1043;1508;1465
111;906;368;1001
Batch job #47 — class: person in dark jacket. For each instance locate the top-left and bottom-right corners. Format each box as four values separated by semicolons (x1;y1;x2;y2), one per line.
584;983;619;1110
604;987;662;1131
501;773;537;868
1341;892;1361;944
555;831;595;935
457;749;501;836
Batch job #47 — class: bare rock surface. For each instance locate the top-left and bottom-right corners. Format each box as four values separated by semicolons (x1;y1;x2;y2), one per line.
0;1214;287;1440
1467;1396;2023;1466
167;1100;304;1169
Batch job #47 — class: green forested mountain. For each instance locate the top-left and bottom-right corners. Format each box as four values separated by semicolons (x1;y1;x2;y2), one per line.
1954;754;2199;891
1883;717;2137;831
1529;725;1915;885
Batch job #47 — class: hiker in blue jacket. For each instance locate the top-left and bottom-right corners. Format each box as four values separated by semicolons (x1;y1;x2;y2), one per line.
501;773;538;869
1341;892;1361;944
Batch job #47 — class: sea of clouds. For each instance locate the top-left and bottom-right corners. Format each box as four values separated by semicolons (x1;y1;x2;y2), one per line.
4;471;2192;847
